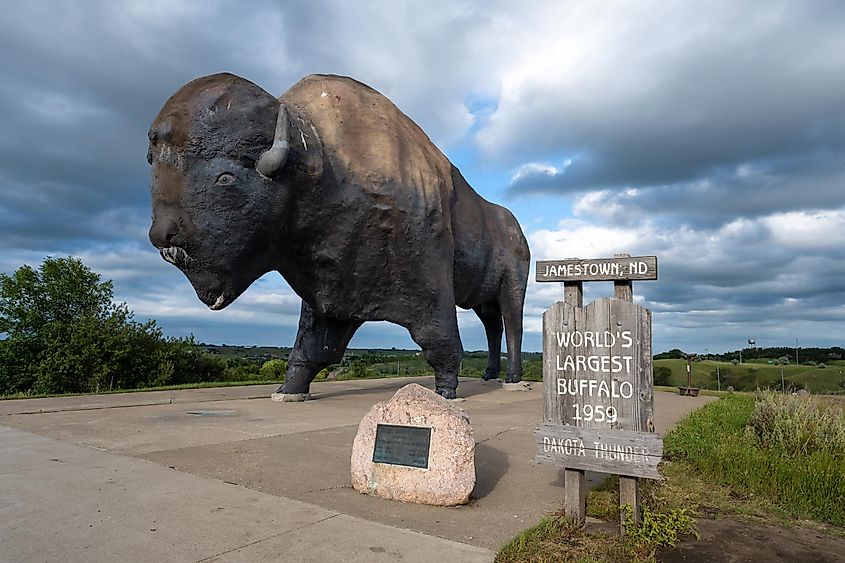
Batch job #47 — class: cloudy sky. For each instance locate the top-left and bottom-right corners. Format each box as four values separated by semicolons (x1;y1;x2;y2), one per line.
2;1;844;354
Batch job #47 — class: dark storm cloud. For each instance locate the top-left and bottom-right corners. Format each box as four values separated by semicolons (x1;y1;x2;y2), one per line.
494;1;845;209
516;151;845;229
0;1;299;252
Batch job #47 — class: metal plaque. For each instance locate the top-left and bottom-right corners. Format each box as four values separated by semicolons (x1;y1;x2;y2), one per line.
372;424;432;469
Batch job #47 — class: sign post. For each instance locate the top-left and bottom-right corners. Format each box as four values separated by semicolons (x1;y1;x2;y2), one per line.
534;254;660;533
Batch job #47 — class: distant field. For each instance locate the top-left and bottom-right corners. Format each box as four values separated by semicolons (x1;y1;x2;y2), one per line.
203;346;844;392
655;358;845;394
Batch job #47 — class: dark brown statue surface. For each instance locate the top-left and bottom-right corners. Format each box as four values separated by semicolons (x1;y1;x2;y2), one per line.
148;73;529;399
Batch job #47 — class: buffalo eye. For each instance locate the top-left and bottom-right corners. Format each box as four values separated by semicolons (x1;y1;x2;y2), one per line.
214;172;238;186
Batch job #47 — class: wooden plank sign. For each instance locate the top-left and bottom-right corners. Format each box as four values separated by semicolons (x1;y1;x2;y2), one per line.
536;256;658;283
534;424;663;480
537;297;661;480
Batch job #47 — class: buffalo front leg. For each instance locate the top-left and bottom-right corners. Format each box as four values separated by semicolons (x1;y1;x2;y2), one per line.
278;301;362;397
474;303;503;381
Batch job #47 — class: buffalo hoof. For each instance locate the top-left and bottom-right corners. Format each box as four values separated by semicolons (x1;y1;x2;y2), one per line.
481;370;500;382
436;387;457;400
504;375;522;384
270;392;312;402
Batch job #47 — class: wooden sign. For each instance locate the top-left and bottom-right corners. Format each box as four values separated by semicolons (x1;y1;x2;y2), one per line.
541;297;654;432
536;297;661;477
372;424;432;469
533;253;661;532
536;256;658;283
535;424;663;480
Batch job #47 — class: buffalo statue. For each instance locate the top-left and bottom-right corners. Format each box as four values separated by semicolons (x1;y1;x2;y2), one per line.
148;73;529;399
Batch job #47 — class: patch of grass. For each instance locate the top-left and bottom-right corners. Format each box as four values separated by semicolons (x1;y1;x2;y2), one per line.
495;513;645;563
665;394;845;525
497;500;702;563
586;475;620;520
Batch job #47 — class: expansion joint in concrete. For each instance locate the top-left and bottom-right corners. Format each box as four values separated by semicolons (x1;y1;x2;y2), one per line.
474;426;522;447
194;513;341;562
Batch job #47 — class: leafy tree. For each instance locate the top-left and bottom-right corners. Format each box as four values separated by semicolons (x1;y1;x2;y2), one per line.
0;257;196;395
654;349;686;360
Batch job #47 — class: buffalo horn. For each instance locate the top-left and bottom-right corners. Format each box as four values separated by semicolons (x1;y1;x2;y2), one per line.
256;103;290;178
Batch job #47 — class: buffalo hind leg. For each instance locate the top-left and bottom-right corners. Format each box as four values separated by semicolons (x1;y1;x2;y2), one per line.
474;303;503;381
407;310;463;399
500;273;527;384
279;301;362;396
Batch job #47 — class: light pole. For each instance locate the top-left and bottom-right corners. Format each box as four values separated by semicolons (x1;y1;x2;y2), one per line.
795;338;799;366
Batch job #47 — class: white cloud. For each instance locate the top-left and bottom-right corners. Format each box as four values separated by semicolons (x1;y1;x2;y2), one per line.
531;219;643;260
763;210;845;249
511;162;560;183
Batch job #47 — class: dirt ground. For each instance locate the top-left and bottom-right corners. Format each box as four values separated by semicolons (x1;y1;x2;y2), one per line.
662;517;845;562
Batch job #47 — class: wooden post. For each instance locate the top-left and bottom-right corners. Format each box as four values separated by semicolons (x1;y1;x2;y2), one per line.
614;256;640;533
563;281;586;524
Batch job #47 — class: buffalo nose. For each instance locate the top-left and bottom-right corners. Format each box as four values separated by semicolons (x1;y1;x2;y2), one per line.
149;214;179;248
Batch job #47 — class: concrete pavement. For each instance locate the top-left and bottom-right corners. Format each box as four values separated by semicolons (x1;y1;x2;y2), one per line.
0;424;492;562
0;377;715;561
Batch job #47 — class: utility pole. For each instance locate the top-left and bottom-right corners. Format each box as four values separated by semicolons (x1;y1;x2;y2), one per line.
716;367;720;392
795;338;799;366
781;368;785;394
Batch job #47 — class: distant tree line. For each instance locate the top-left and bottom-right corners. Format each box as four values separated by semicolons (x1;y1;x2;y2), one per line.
655;346;844;365
0;257;284;397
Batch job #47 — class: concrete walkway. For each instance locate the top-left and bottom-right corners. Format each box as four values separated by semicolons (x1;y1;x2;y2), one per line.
0;424;491;562
0;377;714;561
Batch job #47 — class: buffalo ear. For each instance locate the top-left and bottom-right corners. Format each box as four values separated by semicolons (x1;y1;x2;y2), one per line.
256;103;290;178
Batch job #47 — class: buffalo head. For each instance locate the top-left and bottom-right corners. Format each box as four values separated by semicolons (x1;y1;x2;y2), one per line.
147;73;294;310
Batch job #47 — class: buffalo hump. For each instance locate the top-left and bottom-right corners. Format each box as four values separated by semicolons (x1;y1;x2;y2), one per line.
282;75;451;216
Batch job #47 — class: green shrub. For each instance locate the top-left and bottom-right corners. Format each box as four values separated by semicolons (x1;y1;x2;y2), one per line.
621;505;700;549
653;366;672;386
746;391;845;457
522;359;542;381
259;359;287;381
